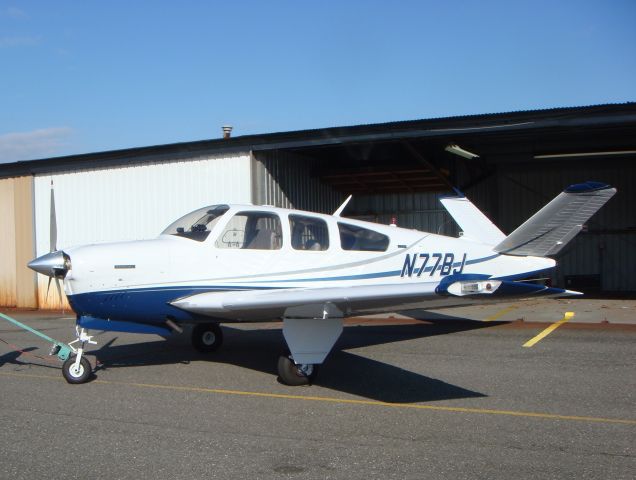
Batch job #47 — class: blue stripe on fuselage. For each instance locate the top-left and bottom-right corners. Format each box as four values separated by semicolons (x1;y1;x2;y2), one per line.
67;286;270;324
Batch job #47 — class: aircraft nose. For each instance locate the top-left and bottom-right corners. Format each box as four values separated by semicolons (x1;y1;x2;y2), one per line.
27;250;71;278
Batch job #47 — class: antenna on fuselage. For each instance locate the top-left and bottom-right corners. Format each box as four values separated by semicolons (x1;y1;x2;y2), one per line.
333;195;352;217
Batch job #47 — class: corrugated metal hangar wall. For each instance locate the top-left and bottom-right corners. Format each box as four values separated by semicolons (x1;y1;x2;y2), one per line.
252;150;342;214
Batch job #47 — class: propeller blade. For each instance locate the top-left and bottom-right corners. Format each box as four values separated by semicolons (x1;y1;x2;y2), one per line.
50;180;57;253
55;277;64;313
46;276;52;300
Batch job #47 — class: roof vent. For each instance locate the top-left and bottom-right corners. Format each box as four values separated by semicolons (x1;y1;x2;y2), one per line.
222;125;233;139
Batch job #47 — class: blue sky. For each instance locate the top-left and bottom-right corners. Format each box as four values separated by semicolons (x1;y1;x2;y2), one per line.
1;0;635;162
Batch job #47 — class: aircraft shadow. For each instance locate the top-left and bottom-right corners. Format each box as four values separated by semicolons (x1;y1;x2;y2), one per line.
0;347;36;367
90;318;497;404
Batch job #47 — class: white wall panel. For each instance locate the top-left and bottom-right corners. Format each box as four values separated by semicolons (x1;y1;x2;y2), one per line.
34;152;251;308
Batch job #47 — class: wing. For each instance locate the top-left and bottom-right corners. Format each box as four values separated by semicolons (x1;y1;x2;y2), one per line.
170;283;439;320
170;279;579;321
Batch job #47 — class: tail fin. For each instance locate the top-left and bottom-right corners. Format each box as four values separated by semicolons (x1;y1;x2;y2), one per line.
440;195;506;245
494;182;616;257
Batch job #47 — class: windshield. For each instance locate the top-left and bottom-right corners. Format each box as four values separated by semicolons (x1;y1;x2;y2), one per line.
162;204;230;242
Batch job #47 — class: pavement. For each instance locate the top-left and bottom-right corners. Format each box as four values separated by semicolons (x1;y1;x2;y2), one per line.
0;298;634;479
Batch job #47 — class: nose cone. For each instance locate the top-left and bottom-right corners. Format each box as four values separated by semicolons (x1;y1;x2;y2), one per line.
27;251;70;277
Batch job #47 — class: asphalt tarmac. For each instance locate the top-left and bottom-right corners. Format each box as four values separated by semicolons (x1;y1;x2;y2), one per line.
0;301;634;479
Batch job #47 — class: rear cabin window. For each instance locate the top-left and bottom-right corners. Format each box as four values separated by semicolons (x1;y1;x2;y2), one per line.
289;215;329;251
338;222;389;252
215;212;283;250
162;205;229;242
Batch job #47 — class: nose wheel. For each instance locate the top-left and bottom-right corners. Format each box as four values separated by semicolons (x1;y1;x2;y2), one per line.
277;354;317;386
62;355;92;384
62;327;96;384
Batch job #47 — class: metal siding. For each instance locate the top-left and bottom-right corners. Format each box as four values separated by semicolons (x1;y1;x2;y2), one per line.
14;176;37;307
347;192;458;235
34;152;251;308
456;167;500;229
253;151;342;213
0;178;17;306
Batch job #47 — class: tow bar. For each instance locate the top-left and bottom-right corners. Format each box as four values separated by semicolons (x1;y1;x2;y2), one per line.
1;312;97;383
0;312;73;361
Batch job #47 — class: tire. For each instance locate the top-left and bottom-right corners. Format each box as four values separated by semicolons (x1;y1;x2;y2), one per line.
192;323;223;353
277;354;317;386
62;356;92;384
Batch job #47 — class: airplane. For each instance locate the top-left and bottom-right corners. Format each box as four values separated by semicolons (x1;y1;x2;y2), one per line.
27;181;616;385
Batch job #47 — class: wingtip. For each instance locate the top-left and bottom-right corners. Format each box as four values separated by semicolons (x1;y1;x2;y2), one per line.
564;181;613;193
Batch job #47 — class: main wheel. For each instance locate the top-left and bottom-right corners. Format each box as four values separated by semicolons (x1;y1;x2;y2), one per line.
192;323;223;353
62;356;92;384
277;354;317;386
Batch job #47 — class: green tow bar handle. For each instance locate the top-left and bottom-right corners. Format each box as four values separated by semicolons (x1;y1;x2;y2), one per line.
0;312;73;361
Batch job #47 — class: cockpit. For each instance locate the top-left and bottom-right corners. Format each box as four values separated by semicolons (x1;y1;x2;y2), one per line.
161;204;230;241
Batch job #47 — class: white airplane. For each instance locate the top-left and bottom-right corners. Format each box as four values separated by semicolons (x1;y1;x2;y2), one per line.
28;181;615;385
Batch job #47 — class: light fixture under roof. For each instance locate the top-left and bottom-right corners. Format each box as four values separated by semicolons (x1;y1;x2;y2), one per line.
445;144;479;159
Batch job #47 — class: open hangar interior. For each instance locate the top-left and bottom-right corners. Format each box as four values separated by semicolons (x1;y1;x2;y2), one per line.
0;103;635;309
254;104;636;294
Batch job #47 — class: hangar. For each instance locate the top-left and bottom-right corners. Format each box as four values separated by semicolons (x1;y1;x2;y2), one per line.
1;103;635;309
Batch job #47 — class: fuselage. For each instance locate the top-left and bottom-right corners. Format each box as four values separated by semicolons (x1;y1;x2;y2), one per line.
61;204;554;324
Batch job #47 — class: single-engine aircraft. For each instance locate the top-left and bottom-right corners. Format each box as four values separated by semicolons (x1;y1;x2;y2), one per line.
27;181;615;385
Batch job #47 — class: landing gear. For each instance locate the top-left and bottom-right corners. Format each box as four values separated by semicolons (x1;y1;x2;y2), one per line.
192;323;223;353
63;327;96;384
280;310;343;386
62;355;91;384
277;354;317;386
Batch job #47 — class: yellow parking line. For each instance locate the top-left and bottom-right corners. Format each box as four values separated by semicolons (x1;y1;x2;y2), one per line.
484;304;520;322
1;370;634;425
523;312;575;348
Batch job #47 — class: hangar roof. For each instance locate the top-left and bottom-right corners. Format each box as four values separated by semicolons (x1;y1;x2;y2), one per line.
1;102;635;184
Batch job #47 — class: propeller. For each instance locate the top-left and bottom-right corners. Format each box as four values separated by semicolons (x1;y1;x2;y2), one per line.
50;179;57;252
27;180;69;311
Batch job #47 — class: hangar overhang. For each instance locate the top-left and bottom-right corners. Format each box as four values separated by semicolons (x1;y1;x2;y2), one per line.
2;103;635;186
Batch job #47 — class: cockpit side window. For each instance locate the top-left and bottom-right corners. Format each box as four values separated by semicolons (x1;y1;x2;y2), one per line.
215;212;283;250
338;222;389;252
162;205;229;242
289;215;329;251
